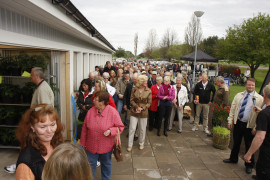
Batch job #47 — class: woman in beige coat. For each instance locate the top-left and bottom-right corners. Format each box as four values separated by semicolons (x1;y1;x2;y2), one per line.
127;75;152;151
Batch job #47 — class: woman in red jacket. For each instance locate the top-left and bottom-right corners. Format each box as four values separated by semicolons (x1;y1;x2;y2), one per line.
148;76;163;131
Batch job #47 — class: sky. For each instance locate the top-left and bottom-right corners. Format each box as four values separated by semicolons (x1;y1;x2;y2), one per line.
72;0;270;54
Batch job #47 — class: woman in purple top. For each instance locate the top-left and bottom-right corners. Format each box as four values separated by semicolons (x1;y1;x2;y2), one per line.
157;76;175;137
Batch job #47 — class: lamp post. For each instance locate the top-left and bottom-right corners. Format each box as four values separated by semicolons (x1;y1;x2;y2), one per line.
192;11;204;89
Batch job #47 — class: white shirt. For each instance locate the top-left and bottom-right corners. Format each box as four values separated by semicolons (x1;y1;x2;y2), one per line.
202;81;208;90
106;83;116;96
239;91;255;123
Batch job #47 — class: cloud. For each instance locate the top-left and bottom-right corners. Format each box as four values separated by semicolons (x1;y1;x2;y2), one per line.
72;0;270;54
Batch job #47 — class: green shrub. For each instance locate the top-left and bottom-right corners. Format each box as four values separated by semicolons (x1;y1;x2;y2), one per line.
213;126;230;136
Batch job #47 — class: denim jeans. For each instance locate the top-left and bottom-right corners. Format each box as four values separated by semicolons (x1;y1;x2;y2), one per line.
117;99;123;115
113;94;118;105
86;151;112;180
117;99;128;125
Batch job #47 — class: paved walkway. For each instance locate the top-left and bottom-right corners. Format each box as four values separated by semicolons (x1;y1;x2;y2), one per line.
0;119;255;180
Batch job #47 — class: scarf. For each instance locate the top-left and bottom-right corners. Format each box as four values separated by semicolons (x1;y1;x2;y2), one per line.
163;84;170;96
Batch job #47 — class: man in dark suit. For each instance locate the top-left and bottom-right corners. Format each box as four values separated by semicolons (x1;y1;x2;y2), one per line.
123;73;138;141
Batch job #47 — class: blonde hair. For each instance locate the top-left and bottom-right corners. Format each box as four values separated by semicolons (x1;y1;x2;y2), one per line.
164;76;170;82
95;78;106;92
136;75;148;87
42;143;92;180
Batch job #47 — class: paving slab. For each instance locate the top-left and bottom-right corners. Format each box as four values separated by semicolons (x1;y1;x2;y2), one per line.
132;145;154;157
154;152;179;163
133;157;158;169
157;162;187;177
186;169;216;180
206;163;240;178
134;169;162;180
178;155;207;171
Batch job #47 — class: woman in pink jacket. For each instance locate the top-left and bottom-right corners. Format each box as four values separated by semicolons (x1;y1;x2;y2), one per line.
80;91;124;180
157;76;175;137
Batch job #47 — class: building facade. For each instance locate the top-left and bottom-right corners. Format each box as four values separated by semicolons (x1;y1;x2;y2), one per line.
0;0;114;140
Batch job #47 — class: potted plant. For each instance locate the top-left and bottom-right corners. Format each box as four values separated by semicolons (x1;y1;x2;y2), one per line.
0;107;6;124
4;107;20;125
0;84;21;103
0;128;15;145
21;82;35;103
211;104;231;150
0;56;11;75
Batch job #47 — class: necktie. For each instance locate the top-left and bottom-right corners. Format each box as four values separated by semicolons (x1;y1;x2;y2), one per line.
238;93;250;119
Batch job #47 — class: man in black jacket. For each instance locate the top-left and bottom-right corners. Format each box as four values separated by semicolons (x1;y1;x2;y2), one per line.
103;61;116;74
123;73;138;113
123;73;138;141
192;73;216;134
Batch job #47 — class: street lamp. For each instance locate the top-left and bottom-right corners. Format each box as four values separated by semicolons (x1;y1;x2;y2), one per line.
192;11;204;89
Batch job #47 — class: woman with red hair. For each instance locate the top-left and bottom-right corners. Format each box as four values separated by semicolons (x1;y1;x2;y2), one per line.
16;104;64;180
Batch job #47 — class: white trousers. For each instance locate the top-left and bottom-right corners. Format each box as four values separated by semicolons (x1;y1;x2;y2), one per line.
128;116;147;147
169;106;183;131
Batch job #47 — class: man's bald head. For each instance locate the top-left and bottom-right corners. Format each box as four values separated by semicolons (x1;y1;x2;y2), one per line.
164;71;171;77
132;73;138;85
89;72;95;80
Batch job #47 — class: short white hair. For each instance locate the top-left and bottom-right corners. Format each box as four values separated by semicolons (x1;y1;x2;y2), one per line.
164;76;170;82
103;72;110;78
156;76;163;82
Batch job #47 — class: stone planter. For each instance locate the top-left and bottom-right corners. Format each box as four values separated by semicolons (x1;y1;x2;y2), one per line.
212;126;230;150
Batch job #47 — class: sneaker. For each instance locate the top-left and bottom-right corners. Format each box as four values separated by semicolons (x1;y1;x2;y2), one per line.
192;126;198;131
4;164;16;174
139;145;144;150
204;128;210;134
177;130;182;134
96;161;100;167
127;147;132;152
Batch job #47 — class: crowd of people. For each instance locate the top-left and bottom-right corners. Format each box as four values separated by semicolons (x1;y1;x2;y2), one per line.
4;60;270;180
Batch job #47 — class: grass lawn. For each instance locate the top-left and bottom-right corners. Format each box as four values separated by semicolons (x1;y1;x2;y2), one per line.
228;68;268;104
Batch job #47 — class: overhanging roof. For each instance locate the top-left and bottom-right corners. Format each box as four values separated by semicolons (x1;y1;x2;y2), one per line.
52;0;115;51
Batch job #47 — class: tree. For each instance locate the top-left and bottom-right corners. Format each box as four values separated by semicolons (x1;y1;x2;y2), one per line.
151;48;161;59
200;36;219;57
220;13;270;78
134;33;138;57
159;28;178;60
125;51;134;59
144;29;158;59
160;28;178;48
167;44;193;60
114;47;126;58
138;52;145;58
113;47;134;59
184;14;203;49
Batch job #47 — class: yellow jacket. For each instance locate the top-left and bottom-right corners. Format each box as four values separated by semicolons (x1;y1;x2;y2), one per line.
227;91;263;129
